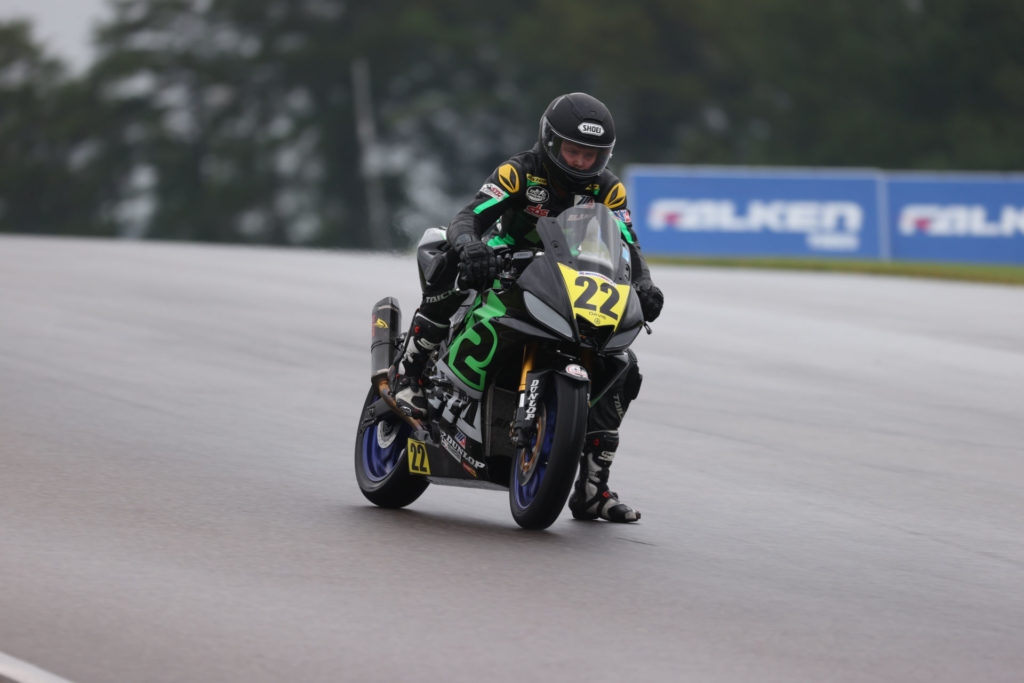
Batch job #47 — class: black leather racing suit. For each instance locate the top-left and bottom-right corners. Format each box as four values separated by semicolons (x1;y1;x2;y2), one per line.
414;143;649;434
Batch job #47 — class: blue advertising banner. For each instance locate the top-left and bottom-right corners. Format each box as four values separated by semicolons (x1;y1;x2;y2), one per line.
625;165;1024;264
626;166;885;259
886;173;1024;265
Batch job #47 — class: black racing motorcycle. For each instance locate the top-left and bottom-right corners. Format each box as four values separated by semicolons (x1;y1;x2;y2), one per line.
354;203;647;529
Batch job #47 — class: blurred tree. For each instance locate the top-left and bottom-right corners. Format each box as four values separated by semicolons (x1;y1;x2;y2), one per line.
1;0;1021;244
85;0;534;246
91;0;324;244
898;0;1024;170
0;21;116;235
502;0;729;168
694;0;1024;170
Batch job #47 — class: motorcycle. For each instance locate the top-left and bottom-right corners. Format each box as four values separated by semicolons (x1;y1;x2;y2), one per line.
354;203;648;529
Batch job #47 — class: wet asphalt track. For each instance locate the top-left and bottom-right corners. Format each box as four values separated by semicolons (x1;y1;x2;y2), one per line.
1;235;1023;683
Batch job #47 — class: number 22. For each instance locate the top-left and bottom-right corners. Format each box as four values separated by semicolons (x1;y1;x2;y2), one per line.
573;276;620;320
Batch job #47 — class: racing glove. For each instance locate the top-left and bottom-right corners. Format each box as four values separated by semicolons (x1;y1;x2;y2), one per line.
635;277;664;322
453;235;498;290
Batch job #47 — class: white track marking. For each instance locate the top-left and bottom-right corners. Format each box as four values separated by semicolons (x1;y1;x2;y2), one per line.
0;652;74;683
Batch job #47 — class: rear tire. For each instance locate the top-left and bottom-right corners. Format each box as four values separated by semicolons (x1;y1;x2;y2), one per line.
509;374;587;530
354;386;429;508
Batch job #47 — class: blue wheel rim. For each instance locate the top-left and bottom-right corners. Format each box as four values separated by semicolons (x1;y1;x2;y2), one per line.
362;418;409;483
513;400;556;509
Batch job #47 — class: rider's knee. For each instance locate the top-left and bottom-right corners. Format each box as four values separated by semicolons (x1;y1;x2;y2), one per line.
623;349;643;402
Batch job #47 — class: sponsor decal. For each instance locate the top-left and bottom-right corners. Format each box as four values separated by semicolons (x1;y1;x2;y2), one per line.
407;439;430;475
603;182;627;209
578;122;605;136
526;174;548;186
585;184;601;195
613;209;632;224
524;379;541;422
423;290;458;304
563;207;592;220
565;363;589;380
898;204;1024;237
526;186;549;203
525;205;550;217
441;431;483;476
480;183;507;200
648;198;863;251
498;163;520;194
578;269;614;285
574;196;597;208
373;317;388;329
441;431;468;462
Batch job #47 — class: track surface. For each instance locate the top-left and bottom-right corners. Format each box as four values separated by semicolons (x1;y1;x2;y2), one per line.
2;236;1023;682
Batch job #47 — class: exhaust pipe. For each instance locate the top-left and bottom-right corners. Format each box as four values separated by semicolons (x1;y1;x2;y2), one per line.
370;297;401;383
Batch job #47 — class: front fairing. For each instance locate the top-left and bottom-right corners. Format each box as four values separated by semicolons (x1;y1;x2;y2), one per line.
518;203;644;350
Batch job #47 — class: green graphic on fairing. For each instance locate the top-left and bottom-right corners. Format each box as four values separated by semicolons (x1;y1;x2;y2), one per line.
448;291;508;391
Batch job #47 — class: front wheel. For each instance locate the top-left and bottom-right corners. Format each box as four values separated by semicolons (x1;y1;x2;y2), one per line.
509;373;588;530
354;386;429;508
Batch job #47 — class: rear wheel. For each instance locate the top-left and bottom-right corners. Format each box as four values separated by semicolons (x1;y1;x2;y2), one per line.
509;373;587;530
354;386;429;508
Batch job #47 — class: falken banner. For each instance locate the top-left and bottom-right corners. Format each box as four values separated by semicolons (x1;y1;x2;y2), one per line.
887;173;1024;265
626;166;1024;264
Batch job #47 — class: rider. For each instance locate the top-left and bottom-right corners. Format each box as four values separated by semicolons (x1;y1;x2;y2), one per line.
389;92;664;523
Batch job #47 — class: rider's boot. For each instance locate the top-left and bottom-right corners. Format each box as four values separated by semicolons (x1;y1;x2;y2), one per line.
388;311;449;418
568;430;641;523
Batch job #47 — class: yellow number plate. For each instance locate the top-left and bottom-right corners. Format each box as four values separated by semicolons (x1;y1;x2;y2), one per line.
407;439;431;475
559;263;629;328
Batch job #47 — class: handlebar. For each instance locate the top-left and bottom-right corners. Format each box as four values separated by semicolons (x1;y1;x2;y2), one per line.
456;247;537;292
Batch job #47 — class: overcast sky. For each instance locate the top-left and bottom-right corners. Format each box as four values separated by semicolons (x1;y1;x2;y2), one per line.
0;0;109;70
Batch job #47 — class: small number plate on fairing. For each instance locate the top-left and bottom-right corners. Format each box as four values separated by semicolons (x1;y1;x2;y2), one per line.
407;439;431;475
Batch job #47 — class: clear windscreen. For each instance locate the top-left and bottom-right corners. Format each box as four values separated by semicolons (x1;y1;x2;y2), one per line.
539;203;629;283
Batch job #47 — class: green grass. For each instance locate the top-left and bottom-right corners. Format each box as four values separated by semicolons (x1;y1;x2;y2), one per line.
647;256;1024;286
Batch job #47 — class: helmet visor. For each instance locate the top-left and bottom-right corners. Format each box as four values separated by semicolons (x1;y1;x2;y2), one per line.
541;118;613;181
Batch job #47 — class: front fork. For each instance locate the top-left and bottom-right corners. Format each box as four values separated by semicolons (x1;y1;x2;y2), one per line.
511;343;544;449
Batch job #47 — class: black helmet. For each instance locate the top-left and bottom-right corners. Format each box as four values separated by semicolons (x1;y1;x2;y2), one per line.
538;92;616;183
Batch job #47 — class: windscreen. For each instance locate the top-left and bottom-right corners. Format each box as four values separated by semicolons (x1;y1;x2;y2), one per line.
539;203;629;283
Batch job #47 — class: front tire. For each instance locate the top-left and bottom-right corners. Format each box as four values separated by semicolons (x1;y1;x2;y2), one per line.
509;373;587;530
354;386;429;508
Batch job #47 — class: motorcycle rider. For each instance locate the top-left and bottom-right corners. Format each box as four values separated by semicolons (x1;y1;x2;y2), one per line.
389;92;664;523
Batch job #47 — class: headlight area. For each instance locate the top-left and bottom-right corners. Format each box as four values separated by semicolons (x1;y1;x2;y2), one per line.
523;291;574;339
603;323;642;351
576;317;618;350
